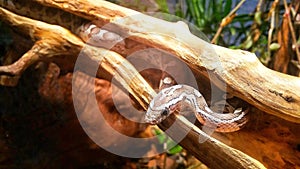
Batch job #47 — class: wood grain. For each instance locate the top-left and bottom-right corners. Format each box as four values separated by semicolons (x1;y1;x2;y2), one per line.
32;0;300;123
0;1;299;168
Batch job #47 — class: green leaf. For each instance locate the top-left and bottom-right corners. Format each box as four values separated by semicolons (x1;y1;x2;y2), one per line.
223;0;233;15
155;0;169;13
269;43;281;51
152;128;182;154
242;36;253;49
153;128;167;144
230;27;236;35
254;11;262;25
175;3;184;18
167;144;183;154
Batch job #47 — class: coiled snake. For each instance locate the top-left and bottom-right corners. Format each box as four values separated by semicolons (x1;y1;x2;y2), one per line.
145;84;248;132
0;0;248;132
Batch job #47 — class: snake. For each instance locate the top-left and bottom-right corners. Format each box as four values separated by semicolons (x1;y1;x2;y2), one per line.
0;0;123;47
0;0;248;132
145;84;248;132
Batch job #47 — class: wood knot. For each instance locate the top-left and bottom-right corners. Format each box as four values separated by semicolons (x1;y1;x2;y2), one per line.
268;89;294;102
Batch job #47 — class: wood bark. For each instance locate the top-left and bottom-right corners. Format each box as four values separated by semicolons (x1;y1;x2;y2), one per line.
29;0;300;123
0;0;299;168
159;114;266;169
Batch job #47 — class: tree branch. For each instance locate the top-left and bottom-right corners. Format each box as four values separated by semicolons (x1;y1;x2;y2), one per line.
31;0;300;123
0;6;267;168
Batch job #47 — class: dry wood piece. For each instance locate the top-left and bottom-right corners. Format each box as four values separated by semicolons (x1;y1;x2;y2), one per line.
32;0;300;123
0;0;299;168
1;0;299;122
0;7;83;85
0;4;266;168
159;114;266;169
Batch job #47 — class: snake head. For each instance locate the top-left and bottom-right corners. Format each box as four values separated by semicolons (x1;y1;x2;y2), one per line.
144;85;183;124
144;88;170;124
145;106;170;124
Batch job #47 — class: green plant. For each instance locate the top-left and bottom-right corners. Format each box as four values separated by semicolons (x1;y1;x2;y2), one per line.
154;0;289;64
153;128;183;155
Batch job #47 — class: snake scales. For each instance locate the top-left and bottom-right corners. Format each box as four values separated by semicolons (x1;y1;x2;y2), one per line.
0;0;123;47
0;0;248;132
145;84;248;132
0;0;85;33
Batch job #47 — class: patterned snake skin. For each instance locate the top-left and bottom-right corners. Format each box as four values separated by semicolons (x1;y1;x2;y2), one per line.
0;0;87;35
0;0;125;48
0;0;248;132
145;85;248;132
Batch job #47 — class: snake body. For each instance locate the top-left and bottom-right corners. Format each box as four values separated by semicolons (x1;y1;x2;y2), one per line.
0;0;86;33
145;85;248;132
77;22;125;48
0;0;118;46
1;1;248;132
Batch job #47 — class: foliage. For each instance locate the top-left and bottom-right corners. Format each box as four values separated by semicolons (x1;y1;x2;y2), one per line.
154;0;290;64
112;0;293;64
153;127;183;155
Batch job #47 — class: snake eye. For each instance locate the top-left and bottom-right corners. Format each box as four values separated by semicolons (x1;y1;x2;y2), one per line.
161;108;169;116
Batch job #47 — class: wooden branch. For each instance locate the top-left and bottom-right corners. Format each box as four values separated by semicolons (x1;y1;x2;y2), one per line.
61;44;266;169
0;6;266;168
80;45;156;110
159;114;266;169
0;7;83;85
32;0;300;123
212;45;300;123
0;6;153;109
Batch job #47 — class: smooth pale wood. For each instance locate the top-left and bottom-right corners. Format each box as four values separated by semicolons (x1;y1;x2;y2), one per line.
0;7;267;168
85;48;265;169
80;45;156;110
212;45;300;124
33;0;300;123
0;6;153;109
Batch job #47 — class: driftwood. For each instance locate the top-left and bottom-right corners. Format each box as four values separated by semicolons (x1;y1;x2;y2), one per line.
159;114;266;169
0;0;299;168
25;0;300;124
